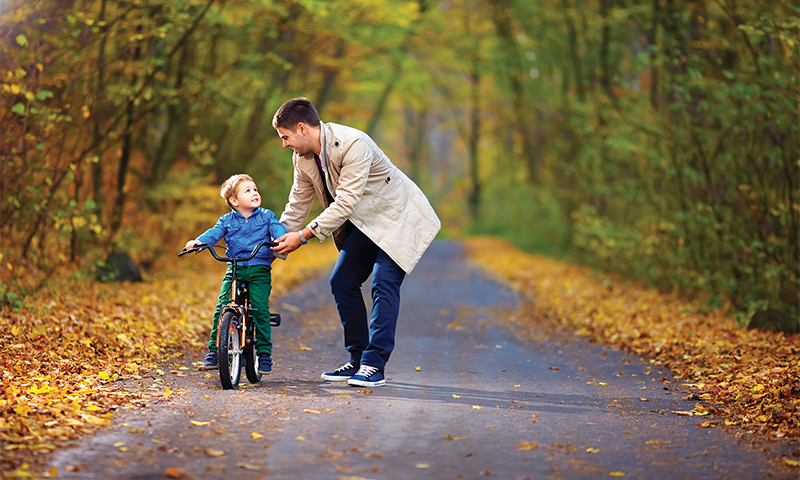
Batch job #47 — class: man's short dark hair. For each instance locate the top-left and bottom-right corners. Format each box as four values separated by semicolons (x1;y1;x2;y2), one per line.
272;97;320;131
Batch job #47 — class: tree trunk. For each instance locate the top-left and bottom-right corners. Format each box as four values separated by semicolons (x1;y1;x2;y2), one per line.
562;0;585;102
109;25;143;241
467;67;481;219
147;42;189;186
648;0;660;109
92;0;108;212
315;39;346;114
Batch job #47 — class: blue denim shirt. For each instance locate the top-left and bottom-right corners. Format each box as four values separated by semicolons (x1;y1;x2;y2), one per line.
196;207;287;267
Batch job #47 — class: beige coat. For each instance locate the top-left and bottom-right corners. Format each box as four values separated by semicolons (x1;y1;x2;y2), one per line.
279;122;440;274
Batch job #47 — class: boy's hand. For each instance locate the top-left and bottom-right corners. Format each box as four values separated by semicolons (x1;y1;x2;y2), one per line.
272;232;301;256
184;239;200;251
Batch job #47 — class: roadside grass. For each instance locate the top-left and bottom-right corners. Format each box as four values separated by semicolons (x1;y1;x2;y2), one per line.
0;243;338;478
464;237;800;445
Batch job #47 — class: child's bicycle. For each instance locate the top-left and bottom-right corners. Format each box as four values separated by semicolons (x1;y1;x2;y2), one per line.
179;241;281;390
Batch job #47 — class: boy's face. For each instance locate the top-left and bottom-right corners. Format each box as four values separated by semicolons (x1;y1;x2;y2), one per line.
231;180;261;212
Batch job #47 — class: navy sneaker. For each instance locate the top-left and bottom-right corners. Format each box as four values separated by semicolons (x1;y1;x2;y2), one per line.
321;362;359;382
347;365;385;387
200;351;218;370
257;354;272;375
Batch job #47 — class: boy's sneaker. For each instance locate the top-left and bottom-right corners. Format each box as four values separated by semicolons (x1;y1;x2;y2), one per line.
200;351;218;370
257;354;272;375
321;362;359;382
347;365;385;387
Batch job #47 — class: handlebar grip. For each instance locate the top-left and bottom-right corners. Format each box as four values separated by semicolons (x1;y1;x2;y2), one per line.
178;244;209;257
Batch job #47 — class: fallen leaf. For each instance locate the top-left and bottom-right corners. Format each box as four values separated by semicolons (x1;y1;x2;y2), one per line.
671;411;693;416
444;433;467;440
785;458;800;467
517;441;538;451
413;366;422;371
296;436;306;441
190;420;211;426
113;441;126;447
164;467;185;478
639;398;649;402
204;448;226;457
364;452;381;458
236;463;261;471
485;425;497;428
452;394;461;398
252;432;264;439
43;466;58;478
472;405;484;410
416;464;430;468
609;472;625;477
514;385;521;388
696;421;718;428
548;367;560;370
303;409;321;414
586;448;599;453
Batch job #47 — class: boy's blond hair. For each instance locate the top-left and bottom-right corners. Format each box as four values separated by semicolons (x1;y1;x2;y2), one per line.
220;174;255;209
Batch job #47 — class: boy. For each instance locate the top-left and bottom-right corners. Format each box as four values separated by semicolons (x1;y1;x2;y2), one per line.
185;174;287;374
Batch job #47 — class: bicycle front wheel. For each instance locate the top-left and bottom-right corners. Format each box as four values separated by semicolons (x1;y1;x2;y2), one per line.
218;310;242;390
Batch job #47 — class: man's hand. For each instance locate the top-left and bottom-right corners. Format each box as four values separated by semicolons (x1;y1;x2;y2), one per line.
272;232;302;255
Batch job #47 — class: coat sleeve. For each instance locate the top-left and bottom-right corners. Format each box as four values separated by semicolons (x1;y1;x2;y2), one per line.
279;158;317;234
195;216;226;246
306;138;371;241
267;209;288;240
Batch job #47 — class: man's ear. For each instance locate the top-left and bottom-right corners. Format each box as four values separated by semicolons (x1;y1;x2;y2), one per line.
297;122;307;136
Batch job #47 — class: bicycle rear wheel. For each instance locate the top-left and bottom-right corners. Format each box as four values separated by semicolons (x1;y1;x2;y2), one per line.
244;344;261;384
218;310;242;390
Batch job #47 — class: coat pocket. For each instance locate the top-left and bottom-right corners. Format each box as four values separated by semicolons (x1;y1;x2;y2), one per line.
367;194;402;221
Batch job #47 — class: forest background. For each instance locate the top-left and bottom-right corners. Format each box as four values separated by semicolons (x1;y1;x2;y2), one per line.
1;0;798;327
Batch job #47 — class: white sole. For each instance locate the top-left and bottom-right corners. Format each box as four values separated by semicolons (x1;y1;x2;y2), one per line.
347;379;385;387
321;374;352;382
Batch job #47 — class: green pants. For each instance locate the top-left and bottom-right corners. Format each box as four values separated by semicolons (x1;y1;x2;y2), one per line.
208;265;273;356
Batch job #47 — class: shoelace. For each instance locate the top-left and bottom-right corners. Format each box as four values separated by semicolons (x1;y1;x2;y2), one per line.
355;365;379;378
334;362;355;374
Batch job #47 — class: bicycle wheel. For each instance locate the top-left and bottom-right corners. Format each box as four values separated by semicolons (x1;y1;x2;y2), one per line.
244;342;261;384
218;310;242;390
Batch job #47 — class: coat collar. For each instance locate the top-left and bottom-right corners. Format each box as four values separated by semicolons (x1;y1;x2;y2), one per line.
228;208;261;221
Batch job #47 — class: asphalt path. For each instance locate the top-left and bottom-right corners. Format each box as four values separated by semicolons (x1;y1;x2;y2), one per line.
47;240;795;479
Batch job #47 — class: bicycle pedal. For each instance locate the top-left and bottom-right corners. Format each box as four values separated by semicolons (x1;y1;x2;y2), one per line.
270;313;281;327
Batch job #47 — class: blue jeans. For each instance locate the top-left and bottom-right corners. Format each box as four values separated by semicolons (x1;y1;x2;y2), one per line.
330;227;405;371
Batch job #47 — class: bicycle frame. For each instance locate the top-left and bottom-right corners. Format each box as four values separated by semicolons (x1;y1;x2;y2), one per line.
179;240;278;350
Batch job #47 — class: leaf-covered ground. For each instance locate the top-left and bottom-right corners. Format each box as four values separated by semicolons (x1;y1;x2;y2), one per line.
465;237;800;445
0;244;338;478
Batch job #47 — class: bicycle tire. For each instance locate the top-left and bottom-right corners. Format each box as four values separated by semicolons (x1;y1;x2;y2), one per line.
218;310;242;390
244;343;261;384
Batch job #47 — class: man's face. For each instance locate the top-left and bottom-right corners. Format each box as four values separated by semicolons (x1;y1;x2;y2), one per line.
276;124;314;157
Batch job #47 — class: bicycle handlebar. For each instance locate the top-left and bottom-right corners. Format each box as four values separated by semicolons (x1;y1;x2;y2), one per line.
178;241;278;262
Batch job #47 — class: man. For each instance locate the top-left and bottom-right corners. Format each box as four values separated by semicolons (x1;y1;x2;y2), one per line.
271;97;440;388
